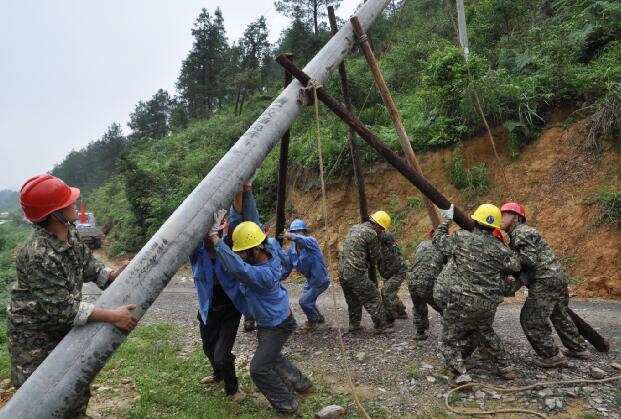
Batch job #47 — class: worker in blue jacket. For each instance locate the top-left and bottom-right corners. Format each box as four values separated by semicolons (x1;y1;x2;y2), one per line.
211;221;312;415
280;219;330;328
189;211;250;402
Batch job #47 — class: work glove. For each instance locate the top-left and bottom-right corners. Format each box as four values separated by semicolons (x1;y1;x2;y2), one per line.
208;209;228;236
277;231;291;241
437;204;454;220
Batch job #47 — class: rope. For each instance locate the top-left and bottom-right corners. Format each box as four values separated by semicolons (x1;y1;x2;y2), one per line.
441;0;513;194
444;375;621;418
305;79;372;419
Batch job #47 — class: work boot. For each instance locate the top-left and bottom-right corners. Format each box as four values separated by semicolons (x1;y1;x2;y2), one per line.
229;390;246;403
496;367;516;380
297;383;315;395
561;348;591;360
305;320;318;330
275;399;299;415
413;331;428;341
534;353;568;368
317;313;326;324
373;324;395;335
395;312;409;320
201;375;222;385
347;324;363;333
243;318;256;333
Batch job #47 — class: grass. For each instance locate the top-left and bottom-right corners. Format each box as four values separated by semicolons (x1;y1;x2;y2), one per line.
0;323;357;418
586;188;621;225
407;367;420;379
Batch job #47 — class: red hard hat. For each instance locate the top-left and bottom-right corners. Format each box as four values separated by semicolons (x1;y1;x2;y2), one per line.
20;174;80;222
500;202;526;220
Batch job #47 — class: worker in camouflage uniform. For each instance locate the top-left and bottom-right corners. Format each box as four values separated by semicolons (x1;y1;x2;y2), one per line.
377;231;408;322
433;203;521;381
407;230;445;340
338;211;393;334
8;174;137;418
501;202;589;368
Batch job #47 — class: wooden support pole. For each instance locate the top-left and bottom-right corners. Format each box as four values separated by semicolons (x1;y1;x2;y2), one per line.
328;6;369;223
350;16;442;229
275;53;294;245
328;6;377;287
276;54;474;231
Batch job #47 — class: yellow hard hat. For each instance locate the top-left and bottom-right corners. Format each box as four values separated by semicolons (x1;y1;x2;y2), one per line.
369;210;391;230
471;203;502;229
232;221;266;251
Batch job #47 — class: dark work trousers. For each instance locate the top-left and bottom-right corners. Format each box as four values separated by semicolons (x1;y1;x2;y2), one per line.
198;305;242;395
250;314;312;413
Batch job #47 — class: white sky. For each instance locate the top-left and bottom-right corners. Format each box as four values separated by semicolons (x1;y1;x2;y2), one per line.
0;0;361;190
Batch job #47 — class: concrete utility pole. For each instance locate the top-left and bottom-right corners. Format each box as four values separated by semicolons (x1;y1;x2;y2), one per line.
456;0;470;59
0;0;393;417
350;16;442;228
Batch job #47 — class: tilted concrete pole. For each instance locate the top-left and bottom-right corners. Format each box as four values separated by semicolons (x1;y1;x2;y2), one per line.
0;0;392;417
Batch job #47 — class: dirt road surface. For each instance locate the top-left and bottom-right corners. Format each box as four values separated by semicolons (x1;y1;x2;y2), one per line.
84;275;621;418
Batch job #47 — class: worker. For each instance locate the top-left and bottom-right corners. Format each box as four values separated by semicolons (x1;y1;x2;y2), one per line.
189;210;250;402
229;182;261;333
8;174;137;417
212;221;312;415
377;231;408;322
501;202;589;368
407;230;445;340
338;211;393;335
433;203;521;381
280;219;330;328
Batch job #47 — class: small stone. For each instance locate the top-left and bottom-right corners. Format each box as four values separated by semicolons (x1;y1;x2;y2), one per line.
426;376;436;383
475;390;486;399
0;379;11;390
454;374;472;384
503;396;516;402
356;352;367;362
420;363;434;370
544;397;562;410
490;392;501;400
590;367;606;379
593;398;603;404
316;405;346;419
121;378;132;385
314;350;324;356
582;386;595;393
96;386;111;393
537;388;553;397
410;378;417;385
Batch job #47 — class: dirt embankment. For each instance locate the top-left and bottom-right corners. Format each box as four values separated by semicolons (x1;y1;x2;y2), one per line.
276;111;621;299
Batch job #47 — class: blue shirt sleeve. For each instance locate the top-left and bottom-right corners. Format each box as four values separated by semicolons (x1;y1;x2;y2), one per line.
215;239;279;290
242;190;262;227
280;245;294;281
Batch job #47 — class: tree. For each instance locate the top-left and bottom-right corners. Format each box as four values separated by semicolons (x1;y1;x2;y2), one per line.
235;17;271;115
177;7;229;119
274;0;342;37
128;89;172;141
275;6;316;65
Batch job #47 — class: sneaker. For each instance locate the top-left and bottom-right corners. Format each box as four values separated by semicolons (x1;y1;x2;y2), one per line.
534;354;568;368
497;367;516;380
201;376;221;385
229;390;246;403
561;348;591;360
373;324;395;335
413;331;428;341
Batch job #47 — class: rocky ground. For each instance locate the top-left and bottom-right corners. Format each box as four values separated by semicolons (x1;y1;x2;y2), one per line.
84;275;621;418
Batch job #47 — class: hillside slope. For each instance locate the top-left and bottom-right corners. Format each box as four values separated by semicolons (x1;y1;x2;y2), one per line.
276;111;621;298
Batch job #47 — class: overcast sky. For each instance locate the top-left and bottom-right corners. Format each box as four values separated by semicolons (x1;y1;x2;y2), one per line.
0;0;360;191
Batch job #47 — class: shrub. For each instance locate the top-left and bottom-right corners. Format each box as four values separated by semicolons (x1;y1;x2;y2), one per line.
447;147;490;198
586;188;621;225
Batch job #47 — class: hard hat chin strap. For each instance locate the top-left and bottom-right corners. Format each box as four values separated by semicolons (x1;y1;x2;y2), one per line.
51;211;72;226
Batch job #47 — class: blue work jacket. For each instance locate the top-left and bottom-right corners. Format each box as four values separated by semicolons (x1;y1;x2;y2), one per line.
281;234;330;288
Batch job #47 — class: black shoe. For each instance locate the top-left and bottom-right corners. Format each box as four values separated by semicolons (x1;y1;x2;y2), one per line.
317;314;326;323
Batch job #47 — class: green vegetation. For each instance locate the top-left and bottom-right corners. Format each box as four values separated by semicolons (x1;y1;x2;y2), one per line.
587;187;621;225
0;190;19;211
34;0;620;255
0;216;31;319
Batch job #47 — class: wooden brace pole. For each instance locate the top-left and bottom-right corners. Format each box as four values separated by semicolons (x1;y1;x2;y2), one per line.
276;54;474;231
350;16;442;229
275;53;294;245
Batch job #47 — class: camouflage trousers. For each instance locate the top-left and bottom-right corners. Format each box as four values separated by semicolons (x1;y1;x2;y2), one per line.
440;294;509;375
340;270;387;329
381;273;407;321
408;279;442;334
7;321;91;418
520;279;587;358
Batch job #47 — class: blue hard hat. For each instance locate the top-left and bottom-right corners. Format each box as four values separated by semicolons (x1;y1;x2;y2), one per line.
289;219;308;231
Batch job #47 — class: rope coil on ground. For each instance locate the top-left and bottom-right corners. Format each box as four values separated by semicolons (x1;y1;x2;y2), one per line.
444;375;621;418
306;79;372;419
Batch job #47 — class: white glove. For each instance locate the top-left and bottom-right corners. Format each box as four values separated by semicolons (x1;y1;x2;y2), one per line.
437;204;454;220
208;209;228;236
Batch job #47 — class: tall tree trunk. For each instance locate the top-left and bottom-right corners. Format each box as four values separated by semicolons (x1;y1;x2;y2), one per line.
234;84;242;116
313;0;319;36
239;88;246;116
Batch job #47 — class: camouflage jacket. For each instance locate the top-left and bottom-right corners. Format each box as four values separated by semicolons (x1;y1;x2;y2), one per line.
8;226;112;331
339;221;380;276
509;223;565;286
432;220;521;304
377;232;407;279
408;239;444;287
